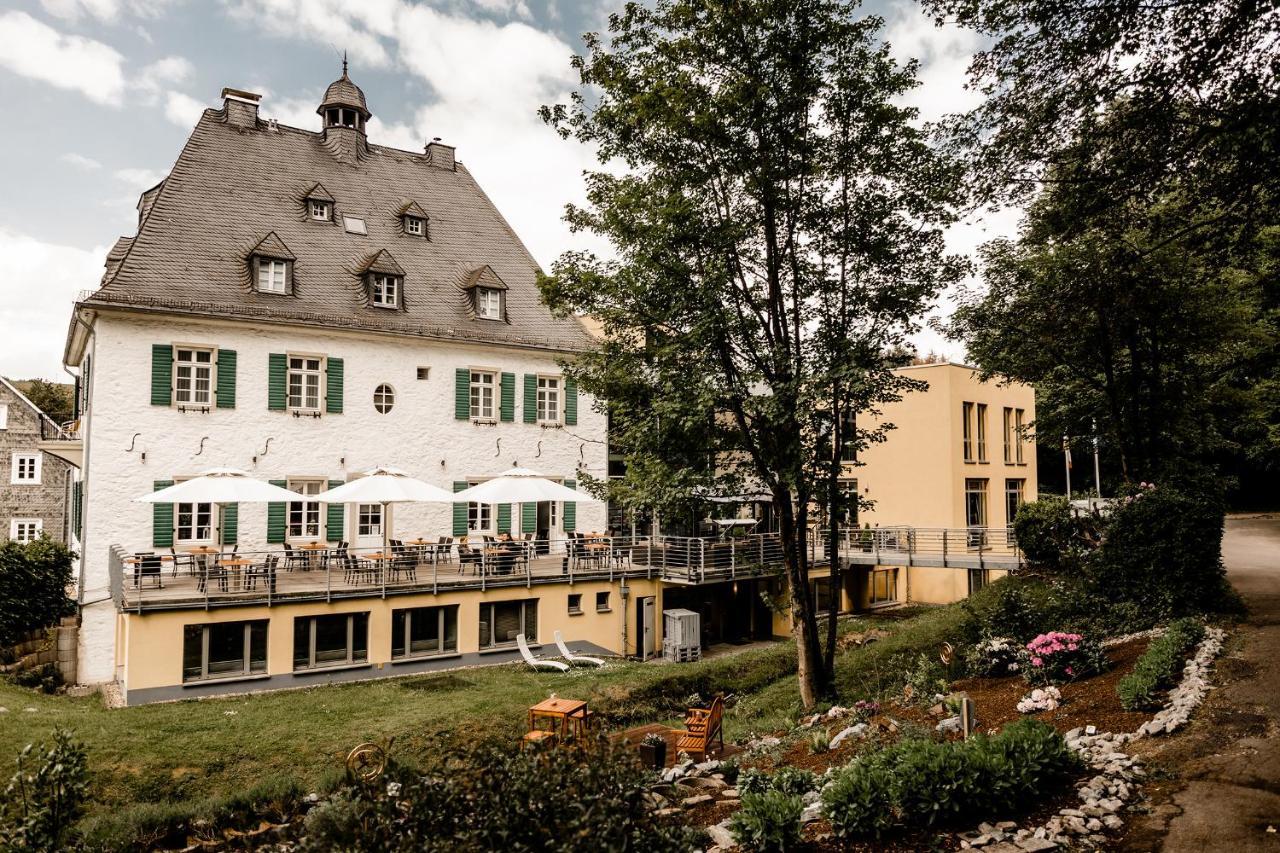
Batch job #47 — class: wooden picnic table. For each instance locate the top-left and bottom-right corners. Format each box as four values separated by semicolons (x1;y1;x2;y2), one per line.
528;698;589;741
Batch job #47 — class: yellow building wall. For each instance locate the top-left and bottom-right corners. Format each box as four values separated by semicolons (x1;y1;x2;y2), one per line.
119;579;666;695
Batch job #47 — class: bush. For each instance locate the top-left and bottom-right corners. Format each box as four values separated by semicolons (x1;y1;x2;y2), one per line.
10;663;64;694
964;637;1022;677
1117;618;1207;710
0;538;75;648
1013;497;1086;570
808;729;831;754
822;754;896;838
903;653;948;704
728;790;804;851
1;728;89;851
1020;632;1107;686
736;766;818;797
298;740;702;852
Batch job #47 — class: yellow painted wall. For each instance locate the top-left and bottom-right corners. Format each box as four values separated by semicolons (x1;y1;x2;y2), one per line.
853;364;1037;530
120;579;666;693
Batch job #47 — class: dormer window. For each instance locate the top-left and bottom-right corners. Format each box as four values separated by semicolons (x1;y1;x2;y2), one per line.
310;200;331;221
477;287;502;320
258;259;288;294
399;201;429;239
371;274;400;308
405;216;425;236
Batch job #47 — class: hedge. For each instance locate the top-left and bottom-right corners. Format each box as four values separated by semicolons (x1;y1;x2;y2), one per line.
1117;618;1206;711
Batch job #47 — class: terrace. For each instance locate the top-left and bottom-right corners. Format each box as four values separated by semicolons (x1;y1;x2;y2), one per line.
110;527;1022;612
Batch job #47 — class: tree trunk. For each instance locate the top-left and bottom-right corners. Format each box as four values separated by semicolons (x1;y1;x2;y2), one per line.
824;394;843;682
777;491;827;709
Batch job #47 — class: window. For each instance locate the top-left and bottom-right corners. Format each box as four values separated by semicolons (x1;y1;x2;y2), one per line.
976;403;988;462
416;367;430;381
404;216;425;236
371;275;400;308
176;500;213;543
536;376;561;424
11;453;40;484
257;259;288;294
10;519;42;543
1005;479;1025;537
287;356;322;412
568;593;583;615
468;500;492;534
961;401;975;461
1015;408;1026;464
0;402;7;429
476;287;501;320
182;620;267;682
839;409;857;463
373;384;395;414
837;477;859;526
968;569;990;596
357;503;382;538
391;605;458;658
869;568;898;605
596;591;611;612
309;200;331;221
965;478;988;548
342;216;367;235
469;370;495;420
174;347;214;407
293;612;368;670
480;599;538;648
287;480;324;540
1003;407;1014;464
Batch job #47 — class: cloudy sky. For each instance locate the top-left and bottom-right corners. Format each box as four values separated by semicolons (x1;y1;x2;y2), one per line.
0;0;1008;379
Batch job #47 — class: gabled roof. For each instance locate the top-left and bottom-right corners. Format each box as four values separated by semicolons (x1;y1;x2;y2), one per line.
80;104;594;353
304;182;335;203
249;231;296;261
399;200;428;220
358;249;405;277
462;264;509;291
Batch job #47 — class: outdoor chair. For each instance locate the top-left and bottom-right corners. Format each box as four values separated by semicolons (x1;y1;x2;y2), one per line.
389;545;416;583
245;555;278;592
133;552;164;589
458;543;482;575
168;547;196;577
198;560;229;594
436;536;454;564
674;695;725;760
283;543;308;572
517;633;569;672
553;630;605;667
338;547;375;584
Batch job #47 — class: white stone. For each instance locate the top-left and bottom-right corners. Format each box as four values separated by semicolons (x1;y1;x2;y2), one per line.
829;723;868;748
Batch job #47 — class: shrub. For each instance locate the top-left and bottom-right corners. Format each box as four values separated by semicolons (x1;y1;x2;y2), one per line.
1013;497;1088;570
728;790;804;851
903;653;948;704
822;754;896;839
964;636;1022;677
1118;618;1207;710
808;729;831;754
769;766;819;797
737;767;770;795
10;663;64;694
0;538;75;648
0;728;89;851
298;740;702;852
1021;632;1107;686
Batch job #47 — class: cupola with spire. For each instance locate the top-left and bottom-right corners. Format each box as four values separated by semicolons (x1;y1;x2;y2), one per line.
317;53;371;134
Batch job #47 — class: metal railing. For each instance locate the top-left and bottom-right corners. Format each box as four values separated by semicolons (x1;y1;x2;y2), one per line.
837;525;1022;569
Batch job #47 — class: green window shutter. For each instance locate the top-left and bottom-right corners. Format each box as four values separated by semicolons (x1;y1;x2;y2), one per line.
325;479;344;541
562;480;577;532
521;502;536;535
326;357;344;414
221;503;238;545
564;378;578;426
267;479;287;544
72;481;83;539
523;374;537;423
452;481;469;536
455;368;471;419
152;480;174;547
497;503;512;534
151;344;172;406
268;354;287;411
215;349;237;409
500;372;515;422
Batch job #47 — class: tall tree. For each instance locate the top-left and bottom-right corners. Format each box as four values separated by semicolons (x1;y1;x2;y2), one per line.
15;379;73;426
540;0;963;705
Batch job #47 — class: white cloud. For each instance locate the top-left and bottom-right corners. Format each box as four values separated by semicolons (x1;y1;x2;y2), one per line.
163;91;207;126
884;6;983;124
0;230;106;377
223;0;398;68
40;0;179;23
60;152;103;171
114;167;165;189
135;55;194;93
0;11;126;105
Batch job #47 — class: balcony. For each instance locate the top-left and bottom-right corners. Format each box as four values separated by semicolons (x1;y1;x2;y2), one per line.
838;526;1023;570
36;417;82;468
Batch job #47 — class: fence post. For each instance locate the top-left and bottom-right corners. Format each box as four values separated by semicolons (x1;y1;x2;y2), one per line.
699;538;706;583
326;559;332;604
730;539;736;579
433;559;438;595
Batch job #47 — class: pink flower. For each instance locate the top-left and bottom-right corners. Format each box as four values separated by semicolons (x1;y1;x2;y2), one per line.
1031;657;1043;667
1068;643;1078;651
1065;667;1074;676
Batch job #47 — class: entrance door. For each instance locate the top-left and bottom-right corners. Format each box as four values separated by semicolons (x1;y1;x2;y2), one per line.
636;596;656;660
355;503;384;550
535;501;558;552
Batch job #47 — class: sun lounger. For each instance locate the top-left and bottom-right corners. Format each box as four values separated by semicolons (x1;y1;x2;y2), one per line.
553;631;605;667
517;633;569;672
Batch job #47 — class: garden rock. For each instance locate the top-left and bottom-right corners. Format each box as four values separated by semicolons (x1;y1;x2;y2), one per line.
936;715;962;734
687;776;728;791
681;794;713;808
800;802;823;823
829;722;867;748
707;821;736;849
1015;839;1058;852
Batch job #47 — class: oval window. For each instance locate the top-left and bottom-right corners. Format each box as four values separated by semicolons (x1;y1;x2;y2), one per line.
373;384;395;414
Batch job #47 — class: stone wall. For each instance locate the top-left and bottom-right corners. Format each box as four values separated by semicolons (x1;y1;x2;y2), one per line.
0;616;79;684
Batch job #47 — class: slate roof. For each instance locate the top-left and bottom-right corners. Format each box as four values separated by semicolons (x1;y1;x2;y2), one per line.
84;95;595;353
319;72;370;117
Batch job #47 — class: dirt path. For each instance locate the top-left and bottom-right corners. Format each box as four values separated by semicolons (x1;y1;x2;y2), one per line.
1119;515;1280;852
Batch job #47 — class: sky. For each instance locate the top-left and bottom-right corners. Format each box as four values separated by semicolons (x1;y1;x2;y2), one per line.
0;0;1012;379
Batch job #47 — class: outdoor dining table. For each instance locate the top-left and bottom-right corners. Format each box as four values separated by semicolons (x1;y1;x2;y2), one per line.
528;697;589;742
298;541;329;570
183;545;222;575
403;538;439;563
216;558;255;592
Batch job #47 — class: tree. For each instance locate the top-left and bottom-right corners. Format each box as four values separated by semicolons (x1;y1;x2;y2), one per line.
540;0;964;705
16;379;73;426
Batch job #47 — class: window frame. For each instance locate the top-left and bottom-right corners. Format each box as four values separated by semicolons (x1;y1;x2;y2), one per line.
173;345;216;408
479;598;538;649
357;503;382;538
469;369;496;421
373;383;395;414
309;200;331;221
965;477;989;548
175;495;214;545
286;478;325;541
391;605;459;660
1003;407;1013;464
10;518;42;543
0;402;8;430
567;593;583;615
536;375;562;425
869;567;898;606
11;453;40;485
256;257;289;294
476;287;502;320
404;215;426;237
961;401;975;462
596;590;611;612
286;354;324;413
370;274;401;309
293;612;369;671
468;499;492;534
1014;408;1026;464
182;620;267;683
976;403;988;462
1005;478;1025;536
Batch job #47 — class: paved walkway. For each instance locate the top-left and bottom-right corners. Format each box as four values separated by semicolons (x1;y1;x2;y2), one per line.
1121;515;1280;852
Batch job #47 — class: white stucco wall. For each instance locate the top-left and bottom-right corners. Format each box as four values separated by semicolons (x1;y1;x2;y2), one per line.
76;311;607;684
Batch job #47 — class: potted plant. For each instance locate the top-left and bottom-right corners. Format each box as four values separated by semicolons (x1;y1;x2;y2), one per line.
639;732;667;770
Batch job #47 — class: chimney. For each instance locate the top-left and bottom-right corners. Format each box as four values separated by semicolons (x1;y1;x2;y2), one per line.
221;88;262;129
425;138;456;171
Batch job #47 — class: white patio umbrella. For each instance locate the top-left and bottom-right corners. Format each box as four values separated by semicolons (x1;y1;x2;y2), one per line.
313;466;455;552
449;467;602;505
136;468;301;555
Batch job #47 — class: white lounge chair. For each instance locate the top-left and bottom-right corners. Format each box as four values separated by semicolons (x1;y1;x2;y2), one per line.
518;633;569;672
554;630;606;667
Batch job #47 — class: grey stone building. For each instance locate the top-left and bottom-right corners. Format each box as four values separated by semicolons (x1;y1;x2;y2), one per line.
0;377;74;545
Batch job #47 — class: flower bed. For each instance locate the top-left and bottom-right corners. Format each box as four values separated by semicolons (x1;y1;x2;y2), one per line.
1022;631;1107;686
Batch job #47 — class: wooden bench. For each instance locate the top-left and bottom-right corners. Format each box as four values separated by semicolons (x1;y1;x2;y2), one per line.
674;695;724;760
